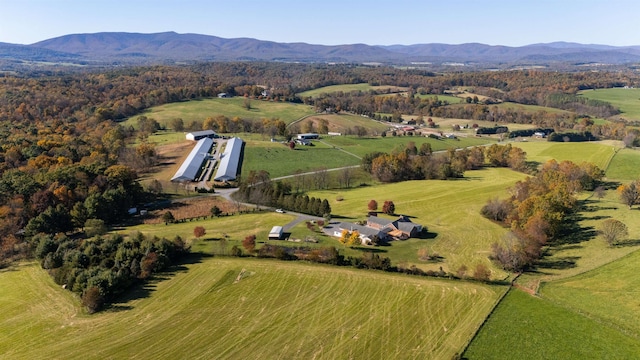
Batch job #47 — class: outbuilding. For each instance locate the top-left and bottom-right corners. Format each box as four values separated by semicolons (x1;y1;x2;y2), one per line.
269;226;284;240
186;130;218;141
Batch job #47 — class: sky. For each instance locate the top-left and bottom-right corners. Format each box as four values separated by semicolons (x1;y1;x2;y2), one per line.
1;0;639;47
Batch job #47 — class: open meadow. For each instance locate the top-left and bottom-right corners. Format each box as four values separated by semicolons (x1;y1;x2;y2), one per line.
319;134;492;158
0;259;505;360
510;140;618;170
463;289;640;359
578;88;640;120
241;138;362;179
297;83;408;98
123;97;316;128
605;147;640;181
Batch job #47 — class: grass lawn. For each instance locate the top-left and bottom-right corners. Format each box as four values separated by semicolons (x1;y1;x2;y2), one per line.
463;289;640;359
0;258;504;360
579;88;640;120
605;147;640;181
123;98;316;128
308;167;529;278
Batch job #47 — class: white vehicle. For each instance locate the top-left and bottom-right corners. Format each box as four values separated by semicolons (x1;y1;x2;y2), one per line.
275;208;285;213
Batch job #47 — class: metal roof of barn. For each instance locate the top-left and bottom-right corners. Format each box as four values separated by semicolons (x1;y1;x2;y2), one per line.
214;137;244;182
171;138;214;182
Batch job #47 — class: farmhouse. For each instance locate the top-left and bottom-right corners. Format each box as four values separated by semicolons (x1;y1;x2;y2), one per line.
334;215;424;245
269;226;284;240
214;137;244;182
186;130;218;141
171;138;214;182
297;133;319;140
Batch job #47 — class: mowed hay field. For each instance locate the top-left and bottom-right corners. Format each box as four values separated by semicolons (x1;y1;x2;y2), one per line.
511;140;617;170
242;138;362;178
541;249;640;339
297;83;408;98
295;113;390;134
605;147;640;180
0;259;505;360
309;167;529;278
578;88;640;120
463;289;640;359
123;97;316;128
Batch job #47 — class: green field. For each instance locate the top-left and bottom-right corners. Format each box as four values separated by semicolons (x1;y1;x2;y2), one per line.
511;141;617;170
579;88;640;120
123;97;316;128
463;289;640;359
0;259;505;360
298;83;408;98
605;147;640;180
540;249;640;338
242;138;362;179
319;135;493;158
308;168;528;277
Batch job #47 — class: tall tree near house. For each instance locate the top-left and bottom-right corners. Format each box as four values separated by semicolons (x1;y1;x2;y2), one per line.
368;200;378;212
347;230;361;247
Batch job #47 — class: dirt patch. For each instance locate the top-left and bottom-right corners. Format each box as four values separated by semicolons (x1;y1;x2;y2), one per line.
144;196;245;224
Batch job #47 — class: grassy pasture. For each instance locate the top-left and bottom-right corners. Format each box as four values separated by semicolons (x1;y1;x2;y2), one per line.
123;97;315;128
308;168;528;277
0;259;504;360
319;135;493;158
579;88;640;120
605;147;640;181
463;289;640;359
540;249;640;338
297;83;408;98
242;138;362;179
511;141;616;170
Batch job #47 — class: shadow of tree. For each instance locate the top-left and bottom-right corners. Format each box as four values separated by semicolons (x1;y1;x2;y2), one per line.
537;256;579;270
107;252;212;312
614;239;640;248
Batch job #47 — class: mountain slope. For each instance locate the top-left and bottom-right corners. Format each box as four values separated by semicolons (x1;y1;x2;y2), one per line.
1;31;636;66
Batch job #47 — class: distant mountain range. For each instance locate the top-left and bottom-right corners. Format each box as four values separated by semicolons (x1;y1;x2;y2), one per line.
2;31;640;67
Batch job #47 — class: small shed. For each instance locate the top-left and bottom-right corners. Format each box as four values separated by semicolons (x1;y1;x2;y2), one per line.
269;226;284;240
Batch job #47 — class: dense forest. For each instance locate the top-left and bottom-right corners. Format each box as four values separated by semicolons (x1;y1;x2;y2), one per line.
1;62;640;270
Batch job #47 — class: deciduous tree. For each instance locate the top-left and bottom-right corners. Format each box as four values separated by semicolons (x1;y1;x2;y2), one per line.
599;219;628;246
194;226;206;239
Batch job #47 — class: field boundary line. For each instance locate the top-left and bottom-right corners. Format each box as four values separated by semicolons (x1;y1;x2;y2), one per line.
459;279;514;358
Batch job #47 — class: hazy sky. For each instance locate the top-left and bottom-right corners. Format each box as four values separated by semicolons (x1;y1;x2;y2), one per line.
1;0;639;46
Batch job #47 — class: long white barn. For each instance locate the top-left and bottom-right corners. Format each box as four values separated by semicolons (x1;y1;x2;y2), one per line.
171;137;214;182
214;137;243;182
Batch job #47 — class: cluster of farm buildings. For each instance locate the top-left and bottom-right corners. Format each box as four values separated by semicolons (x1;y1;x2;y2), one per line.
332;215;424;245
171;130;244;184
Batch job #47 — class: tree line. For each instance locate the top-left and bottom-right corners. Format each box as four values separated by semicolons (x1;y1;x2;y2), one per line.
482;159;604;271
